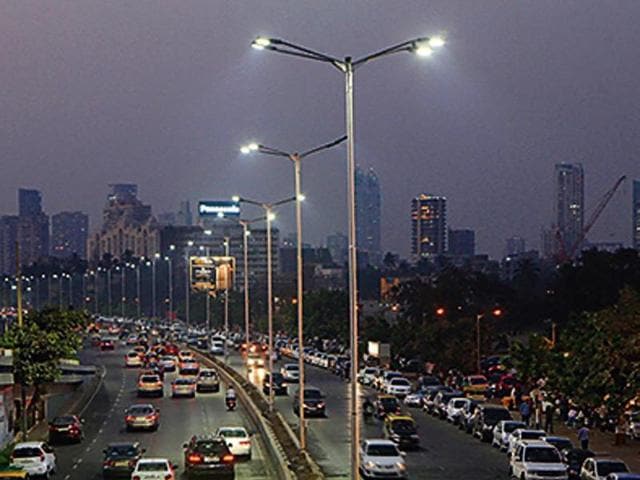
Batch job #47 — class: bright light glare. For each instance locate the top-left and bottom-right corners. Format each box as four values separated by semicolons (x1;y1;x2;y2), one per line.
429;36;445;48
254;37;271;47
297;194;306;202
267;212;276;221
251;43;265;51
232;195;240;203
217;212;225;218
240;146;251;154
248;143;259;151
415;43;433;57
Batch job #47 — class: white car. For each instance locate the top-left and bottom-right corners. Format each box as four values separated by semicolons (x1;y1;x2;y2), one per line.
509;440;568;480
281;363;300;383
385;377;412;396
125;351;143;368
492;420;527;450
10;441;57;478
210;341;225;355
445;397;470;423
131;458;175;480
216;426;252;458
580;458;630;480
506;428;546;454
359;439;408;479
358;367;380;386
159;355;177;372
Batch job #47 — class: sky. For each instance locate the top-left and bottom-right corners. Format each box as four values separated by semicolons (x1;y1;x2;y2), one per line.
1;0;639;259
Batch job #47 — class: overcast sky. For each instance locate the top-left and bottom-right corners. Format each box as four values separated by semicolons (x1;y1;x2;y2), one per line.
1;1;639;259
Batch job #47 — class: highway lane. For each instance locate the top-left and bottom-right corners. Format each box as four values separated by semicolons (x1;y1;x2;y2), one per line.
225;350;511;479
53;344;274;480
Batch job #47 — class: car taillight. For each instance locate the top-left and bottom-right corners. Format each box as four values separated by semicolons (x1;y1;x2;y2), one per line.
132;476;141;480
222;454;234;463
164;475;172;480
239;440;251;445
39;454;45;461
126;415;135;422
187;453;203;464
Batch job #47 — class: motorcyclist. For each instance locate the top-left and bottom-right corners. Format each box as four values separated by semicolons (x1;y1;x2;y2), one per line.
225;386;236;401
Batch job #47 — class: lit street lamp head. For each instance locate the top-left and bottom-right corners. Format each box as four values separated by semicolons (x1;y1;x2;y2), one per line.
429;36;446;48
231;195;240;203
267;212;276;221
240;142;260;154
297;194;306;202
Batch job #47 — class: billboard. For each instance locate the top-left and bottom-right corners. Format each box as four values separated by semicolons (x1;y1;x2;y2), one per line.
198;200;240;218
190;256;235;292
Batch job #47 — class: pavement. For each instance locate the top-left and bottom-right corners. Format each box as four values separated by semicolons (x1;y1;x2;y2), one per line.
220;351;512;480
52;344;276;479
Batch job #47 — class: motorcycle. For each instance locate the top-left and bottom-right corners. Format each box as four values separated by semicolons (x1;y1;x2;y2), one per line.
226;397;237;411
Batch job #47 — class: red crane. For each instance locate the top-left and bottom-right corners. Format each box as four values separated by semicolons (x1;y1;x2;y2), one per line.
556;175;626;263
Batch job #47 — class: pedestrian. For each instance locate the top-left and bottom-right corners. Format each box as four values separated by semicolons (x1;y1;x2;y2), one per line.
578;423;590;450
567;407;577;428
544;401;554;433
520;399;531;426
614;417;627;446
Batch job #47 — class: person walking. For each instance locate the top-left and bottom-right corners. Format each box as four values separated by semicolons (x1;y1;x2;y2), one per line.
544;400;554;433
578;423;590;450
520;400;531;427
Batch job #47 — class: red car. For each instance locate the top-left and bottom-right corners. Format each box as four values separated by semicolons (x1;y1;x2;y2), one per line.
49;415;83;443
100;340;115;351
164;343;179;356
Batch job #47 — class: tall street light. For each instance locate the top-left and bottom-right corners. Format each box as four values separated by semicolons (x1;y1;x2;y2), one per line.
152;253;160;318
165;255;173;320
476;308;503;373
251;34;445;470
234;195;296;412
222;237;230;363
185;241;194;327
136;260;143;318
240;135;346;436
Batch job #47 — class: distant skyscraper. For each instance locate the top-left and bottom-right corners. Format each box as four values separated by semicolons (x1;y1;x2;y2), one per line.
355;167;381;266
178;200;193;226
51;212;89;259
555;163;584;257
411;194;447;259
0;216;18;275
505;236;526;257
18;189;42;217
17;188;49;266
633;180;640;250
327;232;348;266
448;229;475;256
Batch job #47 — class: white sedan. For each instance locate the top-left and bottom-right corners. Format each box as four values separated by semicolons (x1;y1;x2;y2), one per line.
216;426;252;458
131;458;175;480
359;439;408;479
385;377;412;396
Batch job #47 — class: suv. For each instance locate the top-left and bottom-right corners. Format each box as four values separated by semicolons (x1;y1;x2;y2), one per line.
183;435;235;479
10;442;56;478
102;442;144;478
385;377;413;397
359;439;408;479
196;369;220;393
472;405;512;442
509;440;568;480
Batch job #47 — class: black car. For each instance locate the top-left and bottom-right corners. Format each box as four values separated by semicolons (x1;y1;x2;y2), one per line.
562;447;594;479
293;387;326;417
102;442;145;478
472;405;512;441
263;372;287;396
48;415;83;443
183;435;235;479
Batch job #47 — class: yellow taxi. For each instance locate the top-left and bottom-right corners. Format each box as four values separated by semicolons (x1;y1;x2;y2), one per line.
384;414;420;449
462;375;489;398
0;466;29;479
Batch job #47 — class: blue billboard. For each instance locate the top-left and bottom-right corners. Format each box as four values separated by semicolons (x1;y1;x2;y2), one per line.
198;200;241;218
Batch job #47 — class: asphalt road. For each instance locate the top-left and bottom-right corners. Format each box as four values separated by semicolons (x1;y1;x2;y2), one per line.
224;351;511;480
53;344;274;480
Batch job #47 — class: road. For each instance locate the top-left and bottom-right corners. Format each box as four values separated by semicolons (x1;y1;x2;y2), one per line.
53;344;274;479
224;351;511;480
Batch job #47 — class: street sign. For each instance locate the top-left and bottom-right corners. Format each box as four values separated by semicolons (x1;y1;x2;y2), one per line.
189;256;235;292
198;200;241;218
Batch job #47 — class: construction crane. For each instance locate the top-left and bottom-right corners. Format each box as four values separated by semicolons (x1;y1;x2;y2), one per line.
556;175;627;264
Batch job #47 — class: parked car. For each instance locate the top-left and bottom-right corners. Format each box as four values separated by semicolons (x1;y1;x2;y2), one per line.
459;399;484;433
10;442;56;479
506;429;547;455
433;390;464;419
491;420;526;450
385;377;413;397
472;405;512;442
422;386;452;414
580;458;630;480
102;442;144;479
281;364;300;383
509;440;568;480
445;397;471;424
359;439;408;480
461;375;489;398
541;436;574;453
562;448;594;479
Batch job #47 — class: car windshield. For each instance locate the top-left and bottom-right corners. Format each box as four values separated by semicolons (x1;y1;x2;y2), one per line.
470;377;487;385
13;447;42;458
219;429;247;438
129;407;153;415
285;365;299;371
141;376;159;382
380;398;399;409
367;444;399;456
127;353;138;357
598;461;629;475
504;422;525;433
200;371;216;378
547;438;573;451
137;462;167;471
521;431;544;440
304;390;322;399
106;445;138;457
176;378;194;384
52;416;76;426
194;441;227;454
391;420;416;434
524;447;561;463
391;379;410;386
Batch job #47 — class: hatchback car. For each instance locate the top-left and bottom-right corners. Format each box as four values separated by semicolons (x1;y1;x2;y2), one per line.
359;439;407;480
137;374;163;398
172;377;197;398
48;415;83;444
183;435;235;479
196;369;220;393
293;387;326;417
492;420;526;450
10;442;56;479
581;458;630;480
281;364;299;383
215;427;252;458
124;404;160;431
131;458;175;480
102;442;144;479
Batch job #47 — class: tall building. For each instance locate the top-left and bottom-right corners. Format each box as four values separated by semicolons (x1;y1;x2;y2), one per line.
326;232;348;266
633;180;640;250
16;188;49;266
555;163;584;257
505;236;526;257
355;167;381;266
0;216;18;275
448;229;475;256
51;211;89;259
177;200;193;226
411;194;447;260
18;189;42;217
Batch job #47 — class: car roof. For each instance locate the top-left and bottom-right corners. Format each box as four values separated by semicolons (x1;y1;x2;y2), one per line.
14;442;44;448
364;439;396;446
542;435;571;441
137;458;169;463
107;442;140;448
216;426;248;432
517;429;546;435
594;458;627;464
386;414;414;422
519;440;554;448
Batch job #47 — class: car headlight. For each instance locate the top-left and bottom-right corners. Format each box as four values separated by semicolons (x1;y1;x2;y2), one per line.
396;462;406;471
391;433;400;440
364;461;376;470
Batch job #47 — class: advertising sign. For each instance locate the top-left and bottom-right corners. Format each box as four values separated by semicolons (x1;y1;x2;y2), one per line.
198;200;241;218
190;256;235;292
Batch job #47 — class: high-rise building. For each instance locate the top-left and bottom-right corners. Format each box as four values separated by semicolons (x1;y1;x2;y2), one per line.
0;216;18;275
505;236;526;257
448;229;475;256
326;232;348;266
555;163;584;257
356;167;381;266
18;189;43;217
51;211;89;259
177;200;193;226
633;180;640;250
17;188;49;266
411;194;447;260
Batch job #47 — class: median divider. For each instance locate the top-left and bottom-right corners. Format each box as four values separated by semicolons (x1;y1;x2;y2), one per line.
191;349;324;480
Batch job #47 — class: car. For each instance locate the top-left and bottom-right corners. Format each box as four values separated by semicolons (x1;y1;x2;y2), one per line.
210;340;225;355
422;386;452;414
359;439;408;480
183;435;235;479
510;440;568;480
384;414;420;449
506;429;547;455
445;397;470;424
492;420;527;450
472;405;513;442
126;335;139;345
246;349;264;368
102;442;144;479
125;351;143;368
625;410;640;439
604;475;640;480
433;390;464;419
462;375;489;398
159;355;177;372
281;364;299;383
179;350;195;362
179;360;200;376
375;394;402;419
100;339;115;351
358;367;380;386
459;399;484;433
379;371;403;391
385;377;413;397
10;442;56;478
172;377;197;398
418;375;442;389
562;448;594;479
145;362;165;381
196;369;220;393
131;458;175;480
124;404;160;431
137;374;163;397
48;415;83;443
263;372;287;396
541;436;574;454
215;427;252;458
293;387;326;417
580;458;630;480
403;391;426;408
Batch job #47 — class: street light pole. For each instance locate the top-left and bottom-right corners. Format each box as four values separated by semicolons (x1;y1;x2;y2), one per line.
107;267;112;317
136;262;142;318
121;266;126;317
186;241;194;327
223;237;230;364
240;222;251;363
166;256;173;320
152;254;159;318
